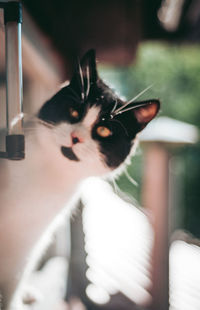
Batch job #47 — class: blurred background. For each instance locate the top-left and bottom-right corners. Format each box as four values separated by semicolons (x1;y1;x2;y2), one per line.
1;0;200;309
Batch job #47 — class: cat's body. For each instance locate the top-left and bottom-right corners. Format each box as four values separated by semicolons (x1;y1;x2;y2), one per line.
0;50;159;309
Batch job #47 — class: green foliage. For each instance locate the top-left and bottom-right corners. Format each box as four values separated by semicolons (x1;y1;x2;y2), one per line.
100;43;200;127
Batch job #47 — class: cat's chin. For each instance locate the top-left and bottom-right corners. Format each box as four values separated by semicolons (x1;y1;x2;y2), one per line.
61;146;79;161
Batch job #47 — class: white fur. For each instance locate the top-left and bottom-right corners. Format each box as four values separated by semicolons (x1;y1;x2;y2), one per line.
0;106;111;309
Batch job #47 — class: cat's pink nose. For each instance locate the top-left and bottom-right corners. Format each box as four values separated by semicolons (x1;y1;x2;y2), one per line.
71;133;83;144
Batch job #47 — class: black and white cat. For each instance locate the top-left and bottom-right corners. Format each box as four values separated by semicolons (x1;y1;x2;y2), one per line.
0;50;160;309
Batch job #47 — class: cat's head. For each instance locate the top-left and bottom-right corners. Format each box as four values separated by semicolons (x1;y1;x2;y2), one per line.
38;50;160;176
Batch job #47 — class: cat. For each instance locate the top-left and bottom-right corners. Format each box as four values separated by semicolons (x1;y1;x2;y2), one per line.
0;49;160;309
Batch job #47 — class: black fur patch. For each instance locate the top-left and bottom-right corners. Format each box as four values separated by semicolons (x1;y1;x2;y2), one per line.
61;146;79;161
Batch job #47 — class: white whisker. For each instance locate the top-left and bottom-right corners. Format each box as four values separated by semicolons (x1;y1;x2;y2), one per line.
113;102;150;115
126;84;154;105
112;178;125;197
78;60;85;101
112;84;154;116
86;64;90;98
112;178;119;195
124;168;138;187
110;100;118;114
37;119;55;129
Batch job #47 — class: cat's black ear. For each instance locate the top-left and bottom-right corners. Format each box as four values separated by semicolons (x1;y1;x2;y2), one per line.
70;49;98;100
80;49;98;84
133;99;160;131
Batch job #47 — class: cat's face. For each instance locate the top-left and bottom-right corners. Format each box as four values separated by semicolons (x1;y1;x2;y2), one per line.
38;50;160;176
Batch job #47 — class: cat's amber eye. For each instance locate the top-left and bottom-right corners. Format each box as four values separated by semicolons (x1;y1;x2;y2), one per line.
69;108;79;119
96;126;112;138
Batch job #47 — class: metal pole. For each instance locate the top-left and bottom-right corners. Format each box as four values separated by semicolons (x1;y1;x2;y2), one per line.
5;19;22;135
0;1;24;159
